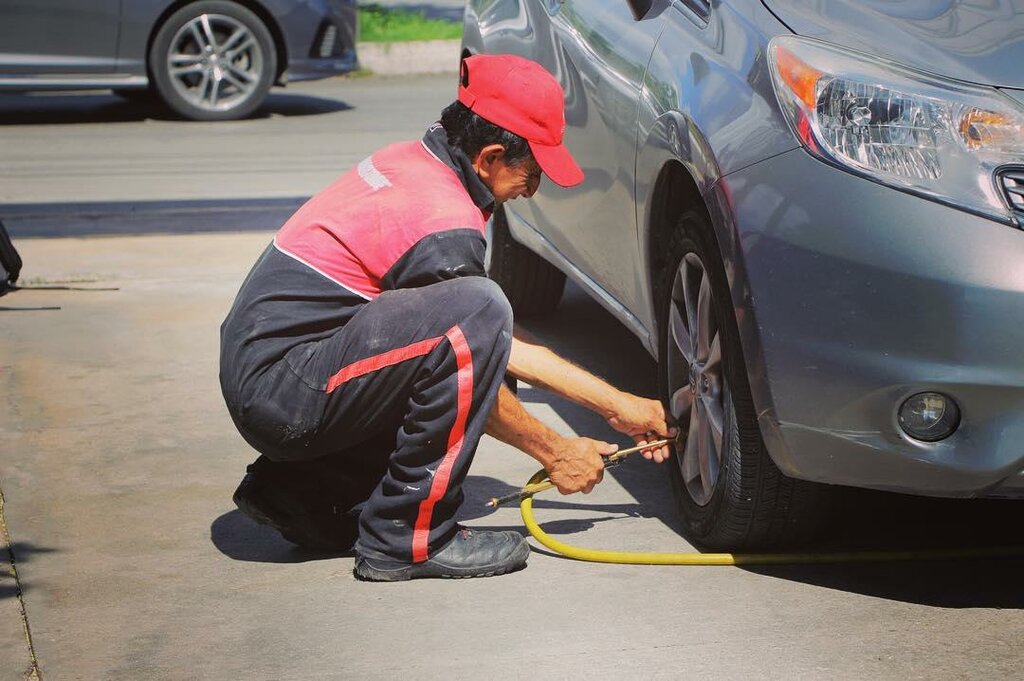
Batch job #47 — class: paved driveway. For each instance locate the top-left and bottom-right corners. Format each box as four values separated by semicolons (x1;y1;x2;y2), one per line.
2;74;1023;680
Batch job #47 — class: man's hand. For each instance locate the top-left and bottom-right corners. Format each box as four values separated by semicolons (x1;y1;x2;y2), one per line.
501;329;677;472
547;437;617;494
606;394;677;463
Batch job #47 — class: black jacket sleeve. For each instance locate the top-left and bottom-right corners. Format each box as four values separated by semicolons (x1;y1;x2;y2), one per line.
380;229;487;290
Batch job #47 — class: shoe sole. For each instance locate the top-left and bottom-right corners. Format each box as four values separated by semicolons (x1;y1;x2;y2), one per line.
233;488;279;529
353;542;530;582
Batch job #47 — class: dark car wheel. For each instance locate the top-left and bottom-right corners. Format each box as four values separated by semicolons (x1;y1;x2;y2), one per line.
149;1;276;121
486;205;566;316
659;210;828;551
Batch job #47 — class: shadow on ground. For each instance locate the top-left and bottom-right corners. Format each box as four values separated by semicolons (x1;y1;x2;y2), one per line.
1;541;58;600
210;510;353;564
0;90;351;125
748;556;1024;609
751;487;1024;608
209;473;654;564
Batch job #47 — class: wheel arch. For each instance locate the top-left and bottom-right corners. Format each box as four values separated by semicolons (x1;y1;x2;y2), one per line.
639;111;786;467
638;110;723;361
645;159;706;346
145;0;288;83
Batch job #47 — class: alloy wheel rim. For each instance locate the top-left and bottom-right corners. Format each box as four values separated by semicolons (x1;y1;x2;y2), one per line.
667;252;726;506
167;13;263;112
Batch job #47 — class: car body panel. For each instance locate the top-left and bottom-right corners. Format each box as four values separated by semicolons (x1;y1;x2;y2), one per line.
636;0;797;345
0;0;121;74
762;0;1024;88
469;0;664;319
116;1;192;76
1000;86;1024;109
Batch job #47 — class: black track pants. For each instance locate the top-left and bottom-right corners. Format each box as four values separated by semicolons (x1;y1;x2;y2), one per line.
227;277;513;563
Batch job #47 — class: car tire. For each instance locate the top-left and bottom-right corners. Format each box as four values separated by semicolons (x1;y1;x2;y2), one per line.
659;209;828;551
486;205;566;316
149;1;276;121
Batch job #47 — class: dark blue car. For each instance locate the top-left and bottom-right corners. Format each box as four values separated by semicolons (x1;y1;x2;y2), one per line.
0;0;359;120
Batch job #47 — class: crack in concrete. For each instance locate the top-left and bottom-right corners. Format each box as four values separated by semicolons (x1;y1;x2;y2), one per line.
0;487;42;680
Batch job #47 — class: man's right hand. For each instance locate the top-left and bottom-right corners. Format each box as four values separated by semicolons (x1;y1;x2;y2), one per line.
546;437;617;494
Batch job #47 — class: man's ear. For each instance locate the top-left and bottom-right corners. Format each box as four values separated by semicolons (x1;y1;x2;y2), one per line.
472;143;507;181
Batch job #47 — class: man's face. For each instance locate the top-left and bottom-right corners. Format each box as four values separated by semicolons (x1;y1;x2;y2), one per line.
488;157;542;204
472;144;542;205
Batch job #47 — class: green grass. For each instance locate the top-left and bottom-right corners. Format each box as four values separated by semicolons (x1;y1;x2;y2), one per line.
359;4;463;42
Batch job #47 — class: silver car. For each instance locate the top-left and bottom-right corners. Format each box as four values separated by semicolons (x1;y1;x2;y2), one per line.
0;0;358;120
466;0;1024;550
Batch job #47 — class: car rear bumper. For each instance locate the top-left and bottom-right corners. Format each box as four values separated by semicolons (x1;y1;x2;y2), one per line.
723;149;1024;498
283;53;359;82
279;0;359;82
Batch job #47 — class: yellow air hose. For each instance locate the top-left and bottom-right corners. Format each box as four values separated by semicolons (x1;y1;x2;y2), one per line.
518;470;1024;565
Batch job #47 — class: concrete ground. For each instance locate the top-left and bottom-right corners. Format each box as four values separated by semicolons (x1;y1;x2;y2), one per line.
4;233;1024;680
2;74;1024;680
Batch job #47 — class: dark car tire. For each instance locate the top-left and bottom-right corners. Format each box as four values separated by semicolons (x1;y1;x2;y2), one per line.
659;209;829;551
149;1;276;121
487;205;566;316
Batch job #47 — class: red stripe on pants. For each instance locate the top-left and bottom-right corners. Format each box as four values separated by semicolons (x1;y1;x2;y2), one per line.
325;336;443;393
412;325;473;563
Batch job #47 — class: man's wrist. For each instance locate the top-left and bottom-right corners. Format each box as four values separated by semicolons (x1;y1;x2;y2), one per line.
600;388;632;420
525;432;568;470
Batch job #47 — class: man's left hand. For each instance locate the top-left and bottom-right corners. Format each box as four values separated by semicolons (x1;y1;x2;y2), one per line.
606;394;677;463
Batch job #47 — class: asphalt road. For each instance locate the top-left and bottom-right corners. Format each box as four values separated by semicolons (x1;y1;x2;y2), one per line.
1;75;460;236
2;75;1024;680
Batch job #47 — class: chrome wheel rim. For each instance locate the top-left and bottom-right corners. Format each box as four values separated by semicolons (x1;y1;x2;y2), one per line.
667;253;725;506
166;13;263;112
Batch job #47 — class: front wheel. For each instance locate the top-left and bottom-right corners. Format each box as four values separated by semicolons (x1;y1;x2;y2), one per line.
149;1;276;121
659;210;829;551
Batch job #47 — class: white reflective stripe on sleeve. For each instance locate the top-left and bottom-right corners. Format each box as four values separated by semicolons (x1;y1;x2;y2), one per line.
357;156;391;191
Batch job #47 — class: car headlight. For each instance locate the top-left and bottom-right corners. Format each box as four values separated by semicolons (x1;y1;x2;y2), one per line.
767;35;1024;224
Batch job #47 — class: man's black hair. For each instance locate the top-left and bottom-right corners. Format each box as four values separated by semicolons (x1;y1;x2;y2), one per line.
439;101;533;167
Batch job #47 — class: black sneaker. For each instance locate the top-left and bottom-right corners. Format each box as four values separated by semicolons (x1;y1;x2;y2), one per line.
353;527;530;581
233;467;358;552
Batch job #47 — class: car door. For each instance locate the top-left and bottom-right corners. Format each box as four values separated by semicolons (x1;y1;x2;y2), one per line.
510;0;665;318
0;0;121;75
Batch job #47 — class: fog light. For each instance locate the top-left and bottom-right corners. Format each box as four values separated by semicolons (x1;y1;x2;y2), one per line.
898;392;960;442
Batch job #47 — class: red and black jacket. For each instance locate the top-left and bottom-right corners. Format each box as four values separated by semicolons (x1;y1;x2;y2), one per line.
220;124;495;401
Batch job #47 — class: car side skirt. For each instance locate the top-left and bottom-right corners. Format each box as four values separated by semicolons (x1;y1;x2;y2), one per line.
0;75;148;90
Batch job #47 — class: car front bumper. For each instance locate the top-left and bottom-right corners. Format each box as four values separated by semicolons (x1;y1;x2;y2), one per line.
723;148;1024;498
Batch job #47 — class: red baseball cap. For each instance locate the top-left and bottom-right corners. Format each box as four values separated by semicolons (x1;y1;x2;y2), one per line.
458;53;584;188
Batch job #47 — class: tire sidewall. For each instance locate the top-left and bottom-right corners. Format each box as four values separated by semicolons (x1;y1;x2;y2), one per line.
149;1;276;121
658;211;757;548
